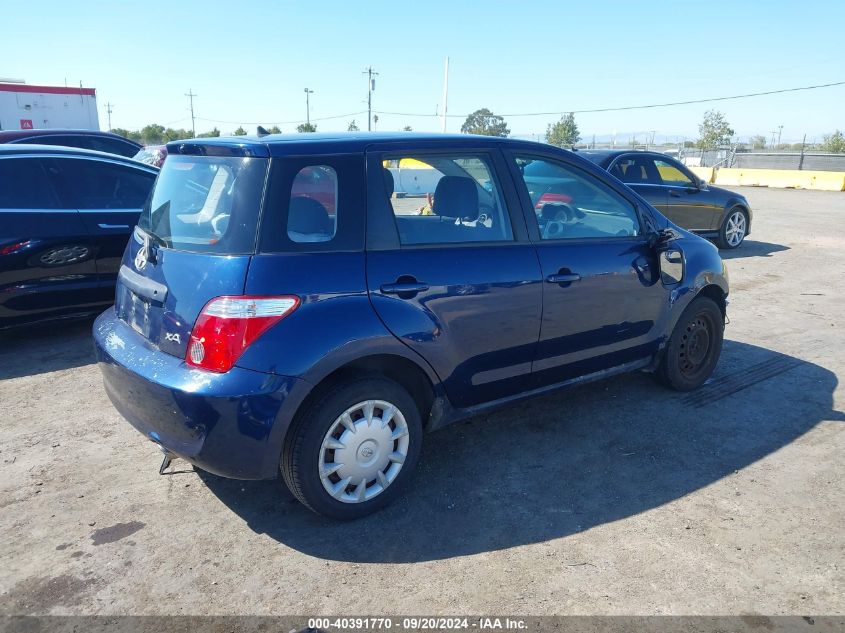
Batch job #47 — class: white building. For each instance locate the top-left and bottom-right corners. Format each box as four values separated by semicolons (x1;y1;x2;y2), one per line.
0;81;99;131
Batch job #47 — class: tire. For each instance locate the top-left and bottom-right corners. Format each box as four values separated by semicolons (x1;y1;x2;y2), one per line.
281;376;423;519
657;296;724;391
716;206;748;249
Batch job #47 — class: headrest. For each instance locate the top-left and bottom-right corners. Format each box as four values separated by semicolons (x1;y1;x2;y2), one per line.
288;196;331;235
432;176;479;220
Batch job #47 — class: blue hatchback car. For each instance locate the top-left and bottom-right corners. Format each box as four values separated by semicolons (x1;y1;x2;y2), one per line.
94;132;729;518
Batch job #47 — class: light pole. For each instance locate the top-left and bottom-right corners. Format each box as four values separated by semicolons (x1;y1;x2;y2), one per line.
777;125;783;148
304;88;314;126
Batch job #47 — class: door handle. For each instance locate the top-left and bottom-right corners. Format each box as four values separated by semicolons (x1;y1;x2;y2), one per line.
98;223;131;229
380;281;430;295
545;273;581;284
669;191;682;198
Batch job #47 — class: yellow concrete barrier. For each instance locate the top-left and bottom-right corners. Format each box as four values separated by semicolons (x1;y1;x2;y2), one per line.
713;168;845;191
689;166;715;183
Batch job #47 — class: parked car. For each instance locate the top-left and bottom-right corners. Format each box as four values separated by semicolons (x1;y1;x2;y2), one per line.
579;150;752;249
93;133;728;519
0;145;158;329
132;144;168;168
0;129;142;158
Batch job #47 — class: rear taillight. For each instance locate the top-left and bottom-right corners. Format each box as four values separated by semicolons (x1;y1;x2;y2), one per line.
186;295;299;373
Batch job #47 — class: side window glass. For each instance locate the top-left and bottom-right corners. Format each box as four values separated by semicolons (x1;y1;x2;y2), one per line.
612;157;659;185
514;155;640;240
655;159;693;186
287;165;338;243
0;158;60;209
382;154;512;245
57;159;154;209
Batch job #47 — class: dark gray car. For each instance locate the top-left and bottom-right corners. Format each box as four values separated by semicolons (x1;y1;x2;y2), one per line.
580;150;752;249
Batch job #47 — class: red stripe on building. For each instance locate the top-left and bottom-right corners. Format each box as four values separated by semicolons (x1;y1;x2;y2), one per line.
0;83;96;97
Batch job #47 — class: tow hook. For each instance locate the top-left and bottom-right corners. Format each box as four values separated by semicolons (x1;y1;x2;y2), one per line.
158;447;178;475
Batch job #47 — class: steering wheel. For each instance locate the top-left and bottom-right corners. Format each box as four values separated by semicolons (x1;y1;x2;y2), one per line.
540;202;578;239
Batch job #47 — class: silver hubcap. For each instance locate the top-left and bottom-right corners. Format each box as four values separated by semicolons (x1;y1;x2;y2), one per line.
725;211;746;246
319;400;410;504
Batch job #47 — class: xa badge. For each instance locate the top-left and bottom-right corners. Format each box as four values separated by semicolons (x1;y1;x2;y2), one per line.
165;333;181;344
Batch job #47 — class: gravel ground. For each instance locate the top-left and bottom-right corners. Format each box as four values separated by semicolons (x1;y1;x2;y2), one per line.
0;187;843;616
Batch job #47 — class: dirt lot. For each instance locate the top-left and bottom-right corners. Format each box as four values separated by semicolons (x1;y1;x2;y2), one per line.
1;187;843;616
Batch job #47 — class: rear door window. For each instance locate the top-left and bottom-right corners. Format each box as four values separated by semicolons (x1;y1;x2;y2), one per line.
382;153;513;245
610;156;660;185
55;158;155;209
139;154;268;254
0;158;61;209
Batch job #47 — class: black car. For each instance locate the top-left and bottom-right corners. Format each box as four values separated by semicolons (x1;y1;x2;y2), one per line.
0;129;142;159
580;150;752;249
0;144;158;329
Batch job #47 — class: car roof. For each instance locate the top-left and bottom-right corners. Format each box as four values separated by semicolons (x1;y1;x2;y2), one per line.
0;143;158;170
166;131;566;158
0;128;141;146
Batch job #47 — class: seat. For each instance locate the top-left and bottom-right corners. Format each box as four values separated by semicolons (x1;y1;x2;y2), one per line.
432;176;479;221
288;196;333;242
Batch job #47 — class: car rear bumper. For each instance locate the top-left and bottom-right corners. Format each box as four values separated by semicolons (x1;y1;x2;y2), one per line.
93;307;312;480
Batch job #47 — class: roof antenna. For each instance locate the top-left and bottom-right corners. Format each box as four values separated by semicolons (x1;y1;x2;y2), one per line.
256;126;269;137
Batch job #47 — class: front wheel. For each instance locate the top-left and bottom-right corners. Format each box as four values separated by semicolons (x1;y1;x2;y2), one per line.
716;206;748;249
281;376;423;519
657;296;724;391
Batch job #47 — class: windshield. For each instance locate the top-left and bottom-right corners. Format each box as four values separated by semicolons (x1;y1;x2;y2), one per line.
139;155;267;253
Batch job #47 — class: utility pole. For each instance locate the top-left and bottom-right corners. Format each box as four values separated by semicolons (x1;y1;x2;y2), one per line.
777;124;783;148
441;57;449;133
105;102;113;131
363;66;378;131
185;89;197;137
799;133;807;170
304;88;314;126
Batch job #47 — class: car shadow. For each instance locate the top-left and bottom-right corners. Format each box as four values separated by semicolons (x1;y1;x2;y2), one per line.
0;317;96;380
720;240;790;259
199;339;842;563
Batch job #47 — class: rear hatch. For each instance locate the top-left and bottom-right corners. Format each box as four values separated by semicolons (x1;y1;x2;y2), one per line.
115;149;268;359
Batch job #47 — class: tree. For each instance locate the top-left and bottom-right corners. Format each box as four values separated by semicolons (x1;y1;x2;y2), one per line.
697;110;734;150
164;127;192;141
267;125;282;134
296;122;317;133
750;135;766;150
545;113;581;147
232;126;247;136
402;125;413;132
197;127;221;138
139;124;166;144
819;130;845;153
347;120;359;132
460;108;509;137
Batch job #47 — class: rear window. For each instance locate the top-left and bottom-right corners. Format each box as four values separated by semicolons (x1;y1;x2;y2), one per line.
139;155;267;254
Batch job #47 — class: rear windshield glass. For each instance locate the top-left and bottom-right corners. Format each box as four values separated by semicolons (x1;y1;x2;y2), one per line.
138;155;267;253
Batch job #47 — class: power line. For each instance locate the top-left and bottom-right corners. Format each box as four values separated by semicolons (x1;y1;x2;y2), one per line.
194;111;366;126
372;79;845;119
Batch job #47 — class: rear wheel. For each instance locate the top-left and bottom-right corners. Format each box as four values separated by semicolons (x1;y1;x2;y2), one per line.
716;206;748;249
657;296;724;391
282;376;422;519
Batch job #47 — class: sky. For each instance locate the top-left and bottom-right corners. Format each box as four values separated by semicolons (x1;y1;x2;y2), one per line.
2;0;843;144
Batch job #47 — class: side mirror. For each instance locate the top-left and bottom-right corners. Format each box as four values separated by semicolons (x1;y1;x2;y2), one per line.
659;249;684;285
697;177;709;189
